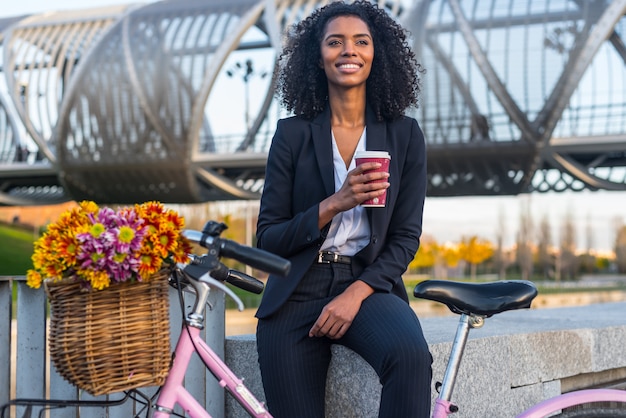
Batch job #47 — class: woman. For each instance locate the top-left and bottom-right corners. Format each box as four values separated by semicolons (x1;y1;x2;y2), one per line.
255;1;432;416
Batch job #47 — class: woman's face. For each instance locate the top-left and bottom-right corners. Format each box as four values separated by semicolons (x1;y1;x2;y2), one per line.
320;15;374;91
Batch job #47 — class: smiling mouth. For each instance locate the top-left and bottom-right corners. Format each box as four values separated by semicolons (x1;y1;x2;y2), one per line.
337;63;361;69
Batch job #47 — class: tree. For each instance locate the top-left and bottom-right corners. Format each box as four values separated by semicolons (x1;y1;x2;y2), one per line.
439;244;462;280
579;212;597;274
585;212;595;253
537;214;553;280
559;210;578;281
458;235;494;280
516;198;534;281
494;207;510;279
615;224;626;274
410;236;438;274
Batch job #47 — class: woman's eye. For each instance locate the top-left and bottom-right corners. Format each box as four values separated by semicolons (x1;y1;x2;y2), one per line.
328;40;341;46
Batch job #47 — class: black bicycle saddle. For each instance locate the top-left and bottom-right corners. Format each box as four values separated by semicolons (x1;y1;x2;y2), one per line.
413;280;538;316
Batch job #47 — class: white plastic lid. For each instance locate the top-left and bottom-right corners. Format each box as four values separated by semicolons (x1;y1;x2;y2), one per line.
354;151;391;160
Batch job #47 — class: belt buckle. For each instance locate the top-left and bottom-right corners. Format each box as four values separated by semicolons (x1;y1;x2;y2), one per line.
318;251;330;263
318;251;340;263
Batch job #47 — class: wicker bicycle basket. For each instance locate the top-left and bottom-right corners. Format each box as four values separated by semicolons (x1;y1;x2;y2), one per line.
45;269;172;396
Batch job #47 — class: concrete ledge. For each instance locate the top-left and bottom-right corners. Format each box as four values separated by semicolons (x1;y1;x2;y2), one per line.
225;302;626;418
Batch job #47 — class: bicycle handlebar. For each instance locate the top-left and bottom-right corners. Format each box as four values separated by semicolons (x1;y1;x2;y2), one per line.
183;229;291;277
226;270;265;294
188;256;265;294
220;238;290;277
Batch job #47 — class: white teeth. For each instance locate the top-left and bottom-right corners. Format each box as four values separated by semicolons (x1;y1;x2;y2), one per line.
339;64;359;69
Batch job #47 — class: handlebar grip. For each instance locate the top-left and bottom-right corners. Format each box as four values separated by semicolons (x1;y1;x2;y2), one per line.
183;262;229;282
226;270;265;294
219;239;291;277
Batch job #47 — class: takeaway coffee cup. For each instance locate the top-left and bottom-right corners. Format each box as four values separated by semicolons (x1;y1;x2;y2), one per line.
354;150;391;207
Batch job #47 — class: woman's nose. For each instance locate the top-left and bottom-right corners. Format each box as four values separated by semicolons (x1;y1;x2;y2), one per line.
342;42;356;55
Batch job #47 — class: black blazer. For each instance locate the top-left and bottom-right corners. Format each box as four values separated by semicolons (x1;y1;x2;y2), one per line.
255;106;427;319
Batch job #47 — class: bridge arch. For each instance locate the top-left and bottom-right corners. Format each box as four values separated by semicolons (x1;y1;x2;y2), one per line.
0;0;624;205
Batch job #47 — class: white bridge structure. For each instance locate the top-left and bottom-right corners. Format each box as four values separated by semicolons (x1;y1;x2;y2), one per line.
0;0;625;205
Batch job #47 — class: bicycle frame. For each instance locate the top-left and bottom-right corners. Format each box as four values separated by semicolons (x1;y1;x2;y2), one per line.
153;265;272;418
434;386;626;418
516;389;626;417
153;324;271;418
430;310;626;418
430;313;483;418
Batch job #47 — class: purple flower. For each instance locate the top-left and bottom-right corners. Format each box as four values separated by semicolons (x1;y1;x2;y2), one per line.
75;206;148;283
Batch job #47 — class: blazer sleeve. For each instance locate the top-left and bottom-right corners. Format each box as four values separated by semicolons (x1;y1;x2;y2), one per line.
357;118;427;293
256;119;327;258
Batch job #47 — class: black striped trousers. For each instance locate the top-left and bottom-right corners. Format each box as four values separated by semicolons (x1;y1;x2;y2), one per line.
257;262;432;417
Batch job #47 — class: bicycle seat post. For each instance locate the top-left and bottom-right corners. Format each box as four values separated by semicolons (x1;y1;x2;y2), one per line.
438;313;484;405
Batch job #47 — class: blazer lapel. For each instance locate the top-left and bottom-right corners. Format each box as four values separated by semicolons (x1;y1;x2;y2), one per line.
311;107;335;197
365;106;386;152
364;107;388;230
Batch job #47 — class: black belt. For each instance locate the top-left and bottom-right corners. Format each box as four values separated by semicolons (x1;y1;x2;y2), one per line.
317;251;352;264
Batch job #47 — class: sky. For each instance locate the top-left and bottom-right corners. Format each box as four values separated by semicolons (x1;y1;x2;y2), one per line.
3;0;144;16
3;0;625;252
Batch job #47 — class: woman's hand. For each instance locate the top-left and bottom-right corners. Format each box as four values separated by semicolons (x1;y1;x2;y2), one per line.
309;280;374;339
318;162;389;228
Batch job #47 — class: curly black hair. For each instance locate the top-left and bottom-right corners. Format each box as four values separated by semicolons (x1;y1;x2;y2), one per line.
276;0;423;122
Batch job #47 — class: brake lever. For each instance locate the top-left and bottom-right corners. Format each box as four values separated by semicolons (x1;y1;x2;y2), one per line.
179;264;245;312
197;272;245;312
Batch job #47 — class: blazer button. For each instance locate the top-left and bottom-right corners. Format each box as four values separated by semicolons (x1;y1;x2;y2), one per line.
306;234;312;242
372;236;378;244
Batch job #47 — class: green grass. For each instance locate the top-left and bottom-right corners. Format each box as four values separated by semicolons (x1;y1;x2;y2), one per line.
225;284;265;309
0;224;35;276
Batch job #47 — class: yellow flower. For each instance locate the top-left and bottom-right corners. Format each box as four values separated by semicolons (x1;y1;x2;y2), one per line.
44;262;65;280
26;270;43;289
136;201;165;222
138;252;161;278
164;210;185;231
81;269;111;291
31;248;48;270
57;234;79;266
79;200;99;214
151;228;177;258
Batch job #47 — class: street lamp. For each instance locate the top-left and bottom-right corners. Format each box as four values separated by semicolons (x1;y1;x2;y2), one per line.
225;59;267;129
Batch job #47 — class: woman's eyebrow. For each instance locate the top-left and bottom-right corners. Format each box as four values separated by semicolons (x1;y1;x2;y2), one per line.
324;33;372;41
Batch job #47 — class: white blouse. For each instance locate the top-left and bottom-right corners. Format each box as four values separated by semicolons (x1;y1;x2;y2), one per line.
319;128;371;256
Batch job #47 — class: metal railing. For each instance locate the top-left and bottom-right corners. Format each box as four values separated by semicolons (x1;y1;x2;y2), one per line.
0;276;226;418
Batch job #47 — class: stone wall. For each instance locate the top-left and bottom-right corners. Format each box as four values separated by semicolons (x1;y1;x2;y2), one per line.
225;302;626;418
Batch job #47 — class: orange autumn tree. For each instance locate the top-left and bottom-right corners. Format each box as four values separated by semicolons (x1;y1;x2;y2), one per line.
440;244;461;279
409;236;438;274
410;238;464;279
458;235;494;280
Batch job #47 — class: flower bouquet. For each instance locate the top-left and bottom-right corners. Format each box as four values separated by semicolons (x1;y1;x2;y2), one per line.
27;200;191;290
28;201;191;395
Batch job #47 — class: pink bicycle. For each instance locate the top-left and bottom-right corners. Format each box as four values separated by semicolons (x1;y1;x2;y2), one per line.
159;236;626;418
1;220;288;418
414;280;626;417
152;221;289;417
